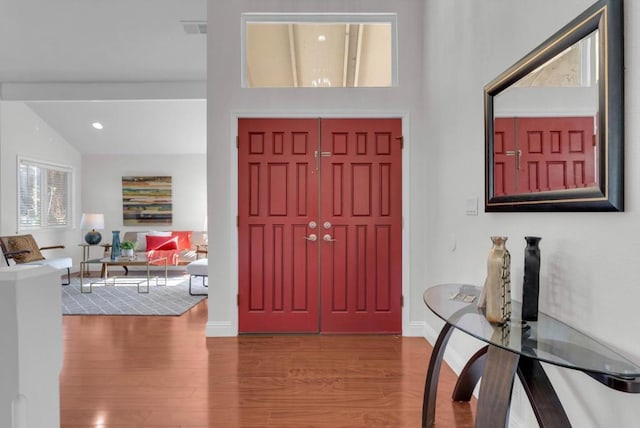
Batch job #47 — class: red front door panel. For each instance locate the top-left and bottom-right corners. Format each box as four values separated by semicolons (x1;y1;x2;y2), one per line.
238;118;320;333
238;118;402;334
319;119;402;333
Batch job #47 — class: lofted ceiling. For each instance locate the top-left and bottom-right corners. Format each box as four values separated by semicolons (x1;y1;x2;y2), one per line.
25;100;206;155
246;23;392;88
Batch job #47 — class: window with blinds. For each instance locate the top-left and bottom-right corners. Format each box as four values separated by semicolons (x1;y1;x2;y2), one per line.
18;158;73;231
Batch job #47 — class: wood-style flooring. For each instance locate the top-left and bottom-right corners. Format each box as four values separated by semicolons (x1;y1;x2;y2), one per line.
60;300;475;427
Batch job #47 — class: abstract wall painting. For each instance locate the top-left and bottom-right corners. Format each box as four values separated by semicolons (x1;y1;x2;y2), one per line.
122;176;172;225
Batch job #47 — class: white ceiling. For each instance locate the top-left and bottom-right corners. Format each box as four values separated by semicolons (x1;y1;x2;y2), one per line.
1;2;390;155
0;0;207;155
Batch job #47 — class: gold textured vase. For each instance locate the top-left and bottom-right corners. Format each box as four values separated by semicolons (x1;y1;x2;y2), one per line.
478;236;511;324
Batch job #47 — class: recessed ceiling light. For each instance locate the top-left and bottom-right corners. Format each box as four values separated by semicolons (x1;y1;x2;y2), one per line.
317;34;326;42
92;122;103;130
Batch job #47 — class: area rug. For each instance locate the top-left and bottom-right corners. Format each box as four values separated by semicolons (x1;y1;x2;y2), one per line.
62;275;207;316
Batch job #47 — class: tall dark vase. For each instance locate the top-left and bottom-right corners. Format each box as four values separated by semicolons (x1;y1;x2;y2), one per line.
522;236;541;321
111;230;121;260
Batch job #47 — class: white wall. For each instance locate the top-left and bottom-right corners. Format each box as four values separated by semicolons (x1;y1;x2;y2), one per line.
82;154;207;243
207;0;427;336
208;0;640;424
0;101;83;266
423;0;640;427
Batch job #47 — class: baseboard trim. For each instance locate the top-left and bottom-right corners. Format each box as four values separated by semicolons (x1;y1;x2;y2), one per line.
423;321;470;376
405;321;426;337
422;319;441;345
205;321;235;337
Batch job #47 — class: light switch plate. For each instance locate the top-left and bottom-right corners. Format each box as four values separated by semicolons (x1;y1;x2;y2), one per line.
465;197;478;216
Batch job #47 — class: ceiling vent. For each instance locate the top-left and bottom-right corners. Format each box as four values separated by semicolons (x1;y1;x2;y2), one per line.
182;21;207;35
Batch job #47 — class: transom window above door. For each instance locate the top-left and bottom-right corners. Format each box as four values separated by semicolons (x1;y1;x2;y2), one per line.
241;13;397;88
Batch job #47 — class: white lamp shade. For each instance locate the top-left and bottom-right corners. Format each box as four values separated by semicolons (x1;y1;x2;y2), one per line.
80;213;104;230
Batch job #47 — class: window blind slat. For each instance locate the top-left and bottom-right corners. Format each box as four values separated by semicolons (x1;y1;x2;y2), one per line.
18;159;72;231
19;164;42;228
47;169;69;226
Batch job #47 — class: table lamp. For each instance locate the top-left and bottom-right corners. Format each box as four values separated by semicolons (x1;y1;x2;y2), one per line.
80;213;105;245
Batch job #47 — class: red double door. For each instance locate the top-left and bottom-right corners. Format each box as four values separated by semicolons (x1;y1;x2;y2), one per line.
238;118;402;333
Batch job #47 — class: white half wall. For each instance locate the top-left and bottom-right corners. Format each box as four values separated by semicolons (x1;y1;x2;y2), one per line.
82;154;207;239
0;265;62;428
0;101;83;267
423;0;640;427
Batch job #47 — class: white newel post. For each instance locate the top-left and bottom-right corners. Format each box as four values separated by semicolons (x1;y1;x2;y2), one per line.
0;265;63;428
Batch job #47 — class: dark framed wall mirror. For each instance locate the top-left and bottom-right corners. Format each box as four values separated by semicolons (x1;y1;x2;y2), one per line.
485;0;624;212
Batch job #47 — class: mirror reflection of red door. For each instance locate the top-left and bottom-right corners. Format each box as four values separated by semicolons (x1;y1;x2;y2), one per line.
238;118;402;333
517;116;595;192
493;118;517;196
494;116;595;195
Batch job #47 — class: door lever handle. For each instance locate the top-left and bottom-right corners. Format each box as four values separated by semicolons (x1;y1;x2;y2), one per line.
323;234;336;242
505;150;522;170
304;234;317;242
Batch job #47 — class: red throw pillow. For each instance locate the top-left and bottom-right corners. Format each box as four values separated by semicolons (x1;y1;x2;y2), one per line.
146;235;178;251
171;231;192;250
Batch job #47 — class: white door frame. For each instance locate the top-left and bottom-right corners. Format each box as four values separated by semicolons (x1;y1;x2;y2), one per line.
225;111;412;336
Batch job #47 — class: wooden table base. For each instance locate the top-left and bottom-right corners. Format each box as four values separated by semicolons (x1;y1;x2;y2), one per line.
423;322;572;428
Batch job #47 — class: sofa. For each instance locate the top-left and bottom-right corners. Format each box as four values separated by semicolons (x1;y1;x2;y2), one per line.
118;230;207;268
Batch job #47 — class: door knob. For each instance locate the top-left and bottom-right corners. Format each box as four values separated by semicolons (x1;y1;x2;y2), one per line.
323;234;336;242
308;221;317;229
304;234;317;242
323;221;332;229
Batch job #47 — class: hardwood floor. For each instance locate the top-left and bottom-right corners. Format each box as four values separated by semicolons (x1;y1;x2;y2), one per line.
60;301;475;427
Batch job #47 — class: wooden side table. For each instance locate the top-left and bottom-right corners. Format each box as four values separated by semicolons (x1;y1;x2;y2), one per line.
196;244;208;259
78;243;101;276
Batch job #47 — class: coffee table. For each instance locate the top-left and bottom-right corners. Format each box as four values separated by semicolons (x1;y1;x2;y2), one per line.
80;256;167;294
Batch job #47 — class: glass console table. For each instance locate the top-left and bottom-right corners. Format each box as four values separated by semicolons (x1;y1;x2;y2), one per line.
422;284;640;428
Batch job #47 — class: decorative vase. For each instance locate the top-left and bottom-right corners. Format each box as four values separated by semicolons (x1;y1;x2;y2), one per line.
111;231;121;260
478;236;511;324
522;236;542;322
121;248;134;258
491;323;511;346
